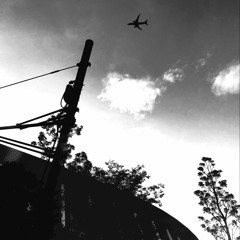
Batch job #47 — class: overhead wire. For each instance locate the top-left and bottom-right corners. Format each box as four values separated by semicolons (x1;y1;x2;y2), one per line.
39;109;65;186
0;135;51;156
40;124;61;186
0;64;77;90
0;63;73;159
0;63;74;186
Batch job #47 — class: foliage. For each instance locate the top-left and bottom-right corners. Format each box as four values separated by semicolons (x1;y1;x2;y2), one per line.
67;156;165;207
194;157;240;240
67;151;92;175
32;114;165;207
31;113;83;160
0;162;59;240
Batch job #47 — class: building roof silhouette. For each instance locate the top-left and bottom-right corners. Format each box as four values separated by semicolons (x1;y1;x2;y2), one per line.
0;143;199;240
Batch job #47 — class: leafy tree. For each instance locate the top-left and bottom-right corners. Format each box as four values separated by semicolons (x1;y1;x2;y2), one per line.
67;151;92;175
32;114;165;207
194;157;240;240
31;113;83;161
67;156;165;207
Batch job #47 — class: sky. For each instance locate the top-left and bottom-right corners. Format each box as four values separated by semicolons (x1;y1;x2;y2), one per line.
0;0;239;239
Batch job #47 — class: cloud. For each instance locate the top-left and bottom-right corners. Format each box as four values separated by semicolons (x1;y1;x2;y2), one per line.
162;68;184;83
195;52;212;70
98;72;164;119
211;62;240;96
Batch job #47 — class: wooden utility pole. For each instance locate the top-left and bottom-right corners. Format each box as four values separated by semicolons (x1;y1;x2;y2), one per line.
45;39;94;195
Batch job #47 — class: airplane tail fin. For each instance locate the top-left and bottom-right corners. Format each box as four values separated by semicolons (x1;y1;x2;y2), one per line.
144;20;148;25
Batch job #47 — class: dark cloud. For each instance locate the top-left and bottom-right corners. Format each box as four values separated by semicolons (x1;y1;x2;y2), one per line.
1;0;238;82
139;0;238;75
3;0;91;32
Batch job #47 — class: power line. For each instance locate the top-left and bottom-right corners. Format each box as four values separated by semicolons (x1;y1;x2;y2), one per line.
0;64;77;90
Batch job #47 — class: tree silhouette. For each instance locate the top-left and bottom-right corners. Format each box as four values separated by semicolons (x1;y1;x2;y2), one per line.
31;113;83;161
194;157;240;240
67;156;165;207
32;114;165;207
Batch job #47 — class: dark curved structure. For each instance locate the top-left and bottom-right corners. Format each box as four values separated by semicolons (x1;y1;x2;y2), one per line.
0;143;199;240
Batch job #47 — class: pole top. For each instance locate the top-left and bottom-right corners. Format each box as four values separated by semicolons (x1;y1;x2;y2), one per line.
79;39;94;64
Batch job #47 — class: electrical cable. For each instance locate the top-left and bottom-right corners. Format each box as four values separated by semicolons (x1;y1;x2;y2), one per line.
40;122;61;186
0;135;49;152
0;65;77;90
17;108;65;125
0;118;64;131
0;138;49;156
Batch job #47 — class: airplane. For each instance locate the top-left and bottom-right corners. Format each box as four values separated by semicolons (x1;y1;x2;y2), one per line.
127;14;148;30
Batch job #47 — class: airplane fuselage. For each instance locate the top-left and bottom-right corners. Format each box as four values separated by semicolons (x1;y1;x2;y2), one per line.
128;15;148;30
128;21;148;26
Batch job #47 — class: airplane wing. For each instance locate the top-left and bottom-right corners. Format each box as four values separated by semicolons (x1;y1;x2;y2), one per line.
135;14;140;22
136;25;142;30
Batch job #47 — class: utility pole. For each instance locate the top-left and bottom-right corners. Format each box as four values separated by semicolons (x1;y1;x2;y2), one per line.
45;39;94;195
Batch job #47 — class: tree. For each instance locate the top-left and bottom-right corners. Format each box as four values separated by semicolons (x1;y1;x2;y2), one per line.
32;114;165;207
194;157;240;240
31;113;83;161
67;156;165;207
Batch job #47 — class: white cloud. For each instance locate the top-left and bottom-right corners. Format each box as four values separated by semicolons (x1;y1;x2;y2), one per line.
98;72;164;119
195;52;212;70
211;62;240;96
162;68;184;83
